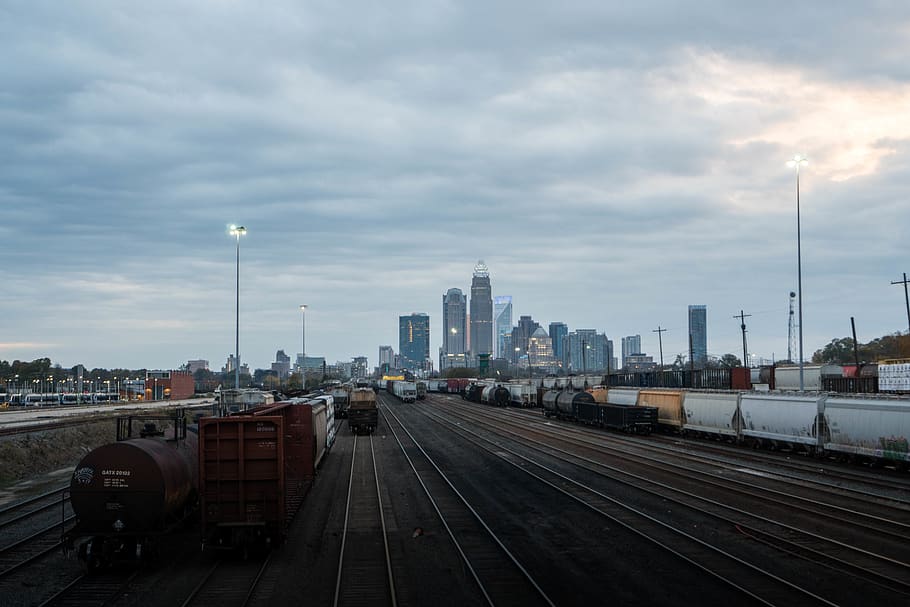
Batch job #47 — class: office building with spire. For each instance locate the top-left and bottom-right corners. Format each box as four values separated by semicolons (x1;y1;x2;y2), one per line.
469;261;493;365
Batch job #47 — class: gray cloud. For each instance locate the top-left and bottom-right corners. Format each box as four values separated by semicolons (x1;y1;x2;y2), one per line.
1;2;908;370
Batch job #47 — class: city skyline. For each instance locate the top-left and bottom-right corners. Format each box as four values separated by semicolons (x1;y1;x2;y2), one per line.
3;4;909;371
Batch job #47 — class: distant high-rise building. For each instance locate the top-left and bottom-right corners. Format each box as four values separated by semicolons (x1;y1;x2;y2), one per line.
400;313;430;371
566;329;606;373
187;359;209;374
688;305;708;367
352;356;368;379
549;322;568;366
271;350;291;379
529;327;556;371
378;345;394;373
442;288;467;369
511;315;540;363
469;261;493;362
297;355;325;372
493;296;512;359
621;335;642;368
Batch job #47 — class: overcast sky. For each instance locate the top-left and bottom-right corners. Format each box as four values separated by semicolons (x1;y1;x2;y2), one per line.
2;2;909;372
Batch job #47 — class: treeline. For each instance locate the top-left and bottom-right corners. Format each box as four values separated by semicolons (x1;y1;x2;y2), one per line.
0;359;148;383
812;332;910;365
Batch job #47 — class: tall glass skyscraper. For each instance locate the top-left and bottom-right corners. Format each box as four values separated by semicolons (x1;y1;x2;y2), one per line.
549;322;568;365
565;329;598;372
470;261;493;360
399;313;430;371
688;305;708;367
442;288;467;369
493;296;512;359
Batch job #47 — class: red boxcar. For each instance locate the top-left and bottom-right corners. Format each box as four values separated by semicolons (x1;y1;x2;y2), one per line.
446;378;471;393
199;402;316;550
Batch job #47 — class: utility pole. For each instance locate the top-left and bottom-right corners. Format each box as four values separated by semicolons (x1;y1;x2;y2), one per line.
652;326;666;369
850;317;860;368
688;333;694;388
734;310;752;367
892;272;910;336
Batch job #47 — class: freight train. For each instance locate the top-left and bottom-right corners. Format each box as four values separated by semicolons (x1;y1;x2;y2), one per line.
348;388;378;434
331;384;351;418
542;389;658;434
387;380;417;403
66;410;197;569
66;399;335;568
200;399;330;551
550;387;910;467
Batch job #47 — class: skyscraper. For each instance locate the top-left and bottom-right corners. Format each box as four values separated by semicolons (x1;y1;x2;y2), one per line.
511;315;540;363
442;288;467;369
378;345;394;373
549;322;568;366
566;329;604;373
493;296;512;359
469;261;493;361
621;335;642;368
688;304;708;367
528;327;556;371
399;313;430;371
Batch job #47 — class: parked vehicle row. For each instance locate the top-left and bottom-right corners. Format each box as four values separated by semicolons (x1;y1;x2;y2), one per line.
6;392;121;407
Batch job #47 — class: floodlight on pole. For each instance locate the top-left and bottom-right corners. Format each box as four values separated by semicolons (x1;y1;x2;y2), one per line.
229;225;247;390
300;304;308;377
786;155;808;391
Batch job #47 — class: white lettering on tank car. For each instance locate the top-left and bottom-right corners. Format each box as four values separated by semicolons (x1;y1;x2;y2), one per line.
73;467;95;485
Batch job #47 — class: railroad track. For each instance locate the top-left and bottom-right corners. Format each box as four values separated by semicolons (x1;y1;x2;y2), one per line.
503;400;910;494
414;398;910;606
481;404;910;530
0;486;69;531
646;432;910;493
381;403;556;607
495;411;910;597
467;398;910;512
38;571;138;607
180;556;271;607
0;487;73;581
332;431;397;607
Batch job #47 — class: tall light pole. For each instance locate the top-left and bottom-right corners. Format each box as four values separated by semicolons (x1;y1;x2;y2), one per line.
230;225;247;390
529;337;537;382
300;304;308;382
787;155;808;391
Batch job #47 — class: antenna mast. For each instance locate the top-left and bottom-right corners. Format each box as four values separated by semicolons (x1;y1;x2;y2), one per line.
788;291;798;363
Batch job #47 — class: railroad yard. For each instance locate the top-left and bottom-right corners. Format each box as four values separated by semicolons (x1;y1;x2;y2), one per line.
1;392;909;606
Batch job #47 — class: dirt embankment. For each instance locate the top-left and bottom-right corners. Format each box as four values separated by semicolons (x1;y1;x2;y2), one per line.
0;422;119;485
